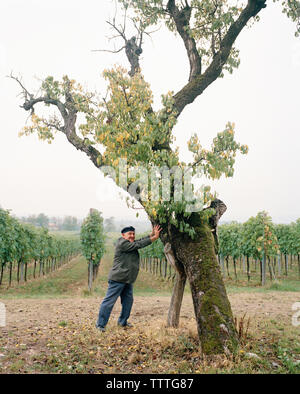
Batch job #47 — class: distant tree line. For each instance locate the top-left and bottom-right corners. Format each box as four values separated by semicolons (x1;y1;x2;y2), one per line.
103;216;151;234
17;213;151;233
19;213;83;231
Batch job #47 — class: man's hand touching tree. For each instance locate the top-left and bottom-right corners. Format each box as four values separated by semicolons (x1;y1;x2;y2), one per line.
150;225;162;242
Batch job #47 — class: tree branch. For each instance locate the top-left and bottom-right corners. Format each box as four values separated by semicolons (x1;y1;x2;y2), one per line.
205;198;227;253
172;0;267;117
10;75;103;169
9;73;33;101
91;46;125;54
167;0;202;81
11;75;157;211
97;18;143;77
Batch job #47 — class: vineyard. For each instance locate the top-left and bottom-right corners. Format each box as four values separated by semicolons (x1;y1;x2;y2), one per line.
0;210;300;374
139;211;300;287
80;209;106;291
1;207;299;290
0;208;81;288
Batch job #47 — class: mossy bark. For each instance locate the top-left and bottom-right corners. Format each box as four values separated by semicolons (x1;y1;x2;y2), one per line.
170;217;239;355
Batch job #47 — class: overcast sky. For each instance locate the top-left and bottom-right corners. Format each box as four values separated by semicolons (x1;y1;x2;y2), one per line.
0;0;299;224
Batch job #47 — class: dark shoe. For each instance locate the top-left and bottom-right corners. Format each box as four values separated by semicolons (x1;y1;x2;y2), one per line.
96;325;106;332
118;322;133;328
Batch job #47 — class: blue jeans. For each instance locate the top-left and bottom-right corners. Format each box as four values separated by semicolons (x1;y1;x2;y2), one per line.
96;280;133;328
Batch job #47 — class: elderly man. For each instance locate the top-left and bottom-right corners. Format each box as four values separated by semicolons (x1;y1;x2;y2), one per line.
96;224;162;332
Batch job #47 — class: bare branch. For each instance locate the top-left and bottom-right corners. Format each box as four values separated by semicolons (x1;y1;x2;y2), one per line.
106;20;127;41
8;73;34;101
41;118;64;132
91;46;125;54
120;82;135;122
143;25;162;36
123;4;127;37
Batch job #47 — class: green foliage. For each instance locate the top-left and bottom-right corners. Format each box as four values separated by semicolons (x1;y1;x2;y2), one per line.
138;231;165;259
217;211;300;262
91;66;179;170
187;121;248;180
246;211;279;259
219;211;280;260
119;0;242;76
22;66;241;239
275;222;300;255
80;209;106;266
19;76;97;143
218;221;242;259
119;0;300;70
0;208;18;264
17;0;300;241
0;208;81;269
274;0;300;37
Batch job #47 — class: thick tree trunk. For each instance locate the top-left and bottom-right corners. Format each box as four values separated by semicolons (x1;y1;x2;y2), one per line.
160;200;238;355
170;218;239;355
153;199;238;355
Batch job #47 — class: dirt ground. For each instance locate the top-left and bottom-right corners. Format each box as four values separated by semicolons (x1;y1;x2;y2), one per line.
1;292;300;373
1;292;299;333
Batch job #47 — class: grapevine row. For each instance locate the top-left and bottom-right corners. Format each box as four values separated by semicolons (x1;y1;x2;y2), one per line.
80;208;106;291
138;211;300;286
0;208;81;287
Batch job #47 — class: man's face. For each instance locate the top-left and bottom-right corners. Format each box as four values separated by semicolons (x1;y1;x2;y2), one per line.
122;231;135;242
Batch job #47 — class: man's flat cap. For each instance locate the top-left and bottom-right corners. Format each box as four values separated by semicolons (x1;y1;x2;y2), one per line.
121;226;135;234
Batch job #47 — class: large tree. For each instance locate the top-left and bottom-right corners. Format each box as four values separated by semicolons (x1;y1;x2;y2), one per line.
12;0;299;355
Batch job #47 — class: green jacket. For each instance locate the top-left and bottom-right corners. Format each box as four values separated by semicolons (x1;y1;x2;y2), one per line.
108;235;152;284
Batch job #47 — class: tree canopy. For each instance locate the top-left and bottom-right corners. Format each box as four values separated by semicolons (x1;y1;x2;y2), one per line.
13;0;300;239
